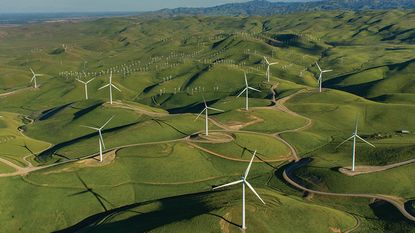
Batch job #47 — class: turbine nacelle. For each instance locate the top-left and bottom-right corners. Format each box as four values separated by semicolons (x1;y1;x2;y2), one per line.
237;73;261;110
337;120;376;171
195;97;224;136
81;116;114;150
99;72;121;104
212;150;265;230
315;62;332;92
264;56;278;82
29;68;44;88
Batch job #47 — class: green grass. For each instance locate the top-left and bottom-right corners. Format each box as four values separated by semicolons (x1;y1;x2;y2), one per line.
243;108;307;133
1;9;415;233
196;132;291;161
0;112;50;166
70;188;356;233
0;161;16;173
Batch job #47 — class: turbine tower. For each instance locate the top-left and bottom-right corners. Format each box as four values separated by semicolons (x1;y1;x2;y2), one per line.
30;68;44;88
76;78;95;100
213;151;265;230
99;72;121;104
81;116;114;162
264;56;278;82
195;97;223;136
336;120;375;171
315;62;332;93
237;72;261;111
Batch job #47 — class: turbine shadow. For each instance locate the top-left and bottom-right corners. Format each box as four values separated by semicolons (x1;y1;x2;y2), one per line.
55;191;225;233
233;141;277;169
207;213;241;228
68;173;113;212
20;143;36;157
36;122;140;163
151;118;189;136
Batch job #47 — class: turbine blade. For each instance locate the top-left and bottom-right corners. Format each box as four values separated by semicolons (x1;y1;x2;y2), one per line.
264;56;269;64
245;181;266;204
80;125;100;131
99;132;105;149
356;135;376;148
30;68;35;75
323;70;333;73
207;107;224;112
248;87;261;92
195;109;206;120
98;84;110;90
270;62;278;65
76;79;86;84
101;116;114;129
336;135;354;149
86;78;95;84
203;96;207;108
244;72;248;86
212;179;243;190
112;84;121;92
237;88;247;98
315;62;322;72
244;151;256;178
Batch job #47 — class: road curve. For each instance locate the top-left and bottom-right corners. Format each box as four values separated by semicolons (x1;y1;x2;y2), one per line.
273;89;415;223
282;158;415;222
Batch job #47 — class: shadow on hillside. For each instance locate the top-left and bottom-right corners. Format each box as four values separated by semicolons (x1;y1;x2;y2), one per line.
38;102;74;121
370;200;415;231
167;98;221;114
54;191;238;233
73;101;104;120
404;200;415;217
151;118;189;136
36;122;139;163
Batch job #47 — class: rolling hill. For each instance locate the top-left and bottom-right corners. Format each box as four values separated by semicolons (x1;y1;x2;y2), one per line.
147;0;415;17
0;8;414;233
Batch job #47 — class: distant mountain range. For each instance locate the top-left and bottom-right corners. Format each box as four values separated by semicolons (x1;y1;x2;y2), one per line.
146;0;415;16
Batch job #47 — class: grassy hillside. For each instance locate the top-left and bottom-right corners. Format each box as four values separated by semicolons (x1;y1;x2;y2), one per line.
0;9;414;233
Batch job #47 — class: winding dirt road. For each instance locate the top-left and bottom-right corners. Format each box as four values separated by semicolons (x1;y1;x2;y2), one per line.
269;89;415;224
1;85;414;229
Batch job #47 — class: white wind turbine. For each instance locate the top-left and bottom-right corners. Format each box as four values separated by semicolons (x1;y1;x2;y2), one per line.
315;62;332;93
99;72;121;104
81;116;114;162
30;68;44;88
336;120;375;172
213;151;265;230
76;78;95;100
264;56;278;82
195;97;223;136
237;72;261;111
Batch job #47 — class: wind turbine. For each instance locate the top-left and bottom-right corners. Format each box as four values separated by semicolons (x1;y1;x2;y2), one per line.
76;78;95;100
336;120;375;172
195;97;223;136
213;151;265;230
237;72;261;111
315;62;332;93
30;68;44;88
264;56;278;82
81;116;114;162
98;72;121;104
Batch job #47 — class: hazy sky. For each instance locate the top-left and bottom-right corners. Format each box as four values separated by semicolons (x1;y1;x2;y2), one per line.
0;0;311;13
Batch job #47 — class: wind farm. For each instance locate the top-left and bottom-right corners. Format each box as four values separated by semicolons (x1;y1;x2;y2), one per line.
0;1;415;233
